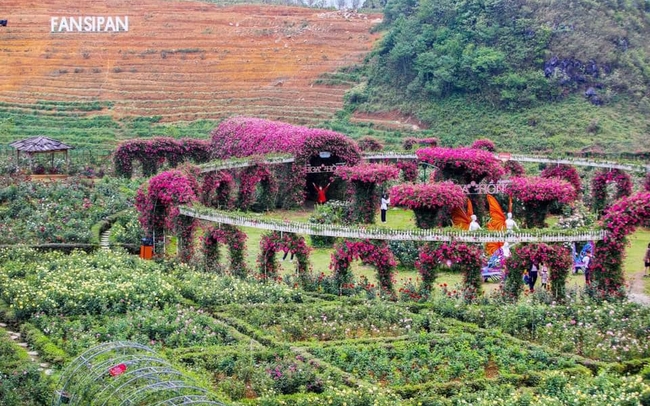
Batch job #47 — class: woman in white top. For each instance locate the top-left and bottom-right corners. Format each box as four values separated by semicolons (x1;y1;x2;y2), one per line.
380;194;390;223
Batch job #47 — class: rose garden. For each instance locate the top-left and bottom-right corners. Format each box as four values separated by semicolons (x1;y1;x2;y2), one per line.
1;117;650;405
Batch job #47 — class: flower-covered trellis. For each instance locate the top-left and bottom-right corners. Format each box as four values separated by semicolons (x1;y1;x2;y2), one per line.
503;243;573;302
541;164;582;194
202;224;247;277
135;168;199;262
114;137;211;179
390;182;465;228
201;170;235;209
334;163;400;224
258;231;310;282
506;176;577;228
592;192;650;297
210;117;361;208
591;168;633;215
502;160;525;177
330;239;396;295
395;160;418;182
416;241;483;297
402;137;438;150
358;136;384;152
237;164;278;211
470;138;496;152
416;147;505;184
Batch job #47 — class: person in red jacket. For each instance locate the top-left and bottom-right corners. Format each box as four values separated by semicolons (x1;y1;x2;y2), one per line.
313;182;331;204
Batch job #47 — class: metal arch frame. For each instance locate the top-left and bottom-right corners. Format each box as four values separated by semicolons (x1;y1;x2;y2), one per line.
53;342;226;406
153;395;227;405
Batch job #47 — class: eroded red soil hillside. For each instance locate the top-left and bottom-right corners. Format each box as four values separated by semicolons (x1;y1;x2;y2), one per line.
0;0;381;124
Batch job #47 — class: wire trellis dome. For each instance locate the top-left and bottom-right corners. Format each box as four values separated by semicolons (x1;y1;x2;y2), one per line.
53;341;227;406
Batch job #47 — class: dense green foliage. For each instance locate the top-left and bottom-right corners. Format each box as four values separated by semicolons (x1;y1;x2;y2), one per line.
345;0;650;153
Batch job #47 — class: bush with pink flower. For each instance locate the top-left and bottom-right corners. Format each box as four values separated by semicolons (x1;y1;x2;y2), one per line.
416;147;505;184
330;239;396;295
202;224;247;277
210;117;361;208
591;168;633;215
335;163;400;223
506;176;577;228
470;138;496;152
357;136;384;152
593;192;650;296
395;160;418;182
541;164;582;194
416;241;483;297
390;182;465;229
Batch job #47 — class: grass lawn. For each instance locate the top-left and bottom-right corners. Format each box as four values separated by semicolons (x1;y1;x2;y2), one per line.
204;206;649;296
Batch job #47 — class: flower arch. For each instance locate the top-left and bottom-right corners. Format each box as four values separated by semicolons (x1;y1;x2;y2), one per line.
592;192;650;296
330;239;396;295
416;146;505;184
134;168;199;262
503;243;573;302
258;231;310;282
390;182;465;228
202;224;247;277
237;164;278;211
395;160;418;182
334;163;400;224
506;176;577;228
502;160;525;177
541;164;582;194
201;170;235;209
591;169;633;215
358;136;384;152
114;138;211;179
210;117;361;208
416;242;483;297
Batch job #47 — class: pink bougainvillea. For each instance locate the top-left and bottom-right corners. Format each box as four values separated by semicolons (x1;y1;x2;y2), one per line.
502;160;525;177
334;163;400;184
506;176;577;228
593;192;650;296
470;138;496;152
135;168;199;262
390;182;465;228
330;239;396;295
335;163;400;224
591;168;633;214
402;137;438;150
541;164;582;194
416;242;483;299
202;224;248;277
395;160;418;182
644;173;650;192
237;163;278;211
357;136;384;152
258;231;311;282
503;243;573;302
416;147;505;184
201;170;235;209
210;117;361;208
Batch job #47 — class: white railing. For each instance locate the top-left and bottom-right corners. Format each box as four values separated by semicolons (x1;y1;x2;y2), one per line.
180;206;608;243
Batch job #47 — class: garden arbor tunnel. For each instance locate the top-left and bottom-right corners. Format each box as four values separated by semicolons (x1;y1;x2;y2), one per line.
53;341;227;406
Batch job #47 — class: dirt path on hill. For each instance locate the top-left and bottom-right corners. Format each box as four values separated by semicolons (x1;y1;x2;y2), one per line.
628;269;650;306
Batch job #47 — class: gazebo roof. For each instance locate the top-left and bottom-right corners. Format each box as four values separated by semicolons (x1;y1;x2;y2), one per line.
9;136;74;153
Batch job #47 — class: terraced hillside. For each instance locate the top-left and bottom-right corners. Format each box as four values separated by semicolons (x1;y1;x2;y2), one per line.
0;0;380;130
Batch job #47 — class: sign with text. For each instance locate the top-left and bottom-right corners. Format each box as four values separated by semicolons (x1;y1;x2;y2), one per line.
51;16;129;33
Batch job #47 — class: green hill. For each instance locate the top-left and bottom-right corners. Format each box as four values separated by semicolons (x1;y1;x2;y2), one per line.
343;0;650;153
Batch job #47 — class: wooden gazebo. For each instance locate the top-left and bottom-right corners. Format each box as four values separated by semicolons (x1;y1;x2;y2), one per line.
9;136;73;173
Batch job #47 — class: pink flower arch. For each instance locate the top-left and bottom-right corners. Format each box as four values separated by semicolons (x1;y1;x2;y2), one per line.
330;240;397;296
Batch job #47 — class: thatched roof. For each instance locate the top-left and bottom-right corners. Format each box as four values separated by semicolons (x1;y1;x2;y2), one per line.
9;136;73;153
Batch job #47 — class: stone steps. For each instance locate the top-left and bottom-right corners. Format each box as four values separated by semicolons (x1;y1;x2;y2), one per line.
1;324;53;375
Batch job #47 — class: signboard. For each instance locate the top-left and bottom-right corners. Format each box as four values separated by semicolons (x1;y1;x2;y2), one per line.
459;180;511;195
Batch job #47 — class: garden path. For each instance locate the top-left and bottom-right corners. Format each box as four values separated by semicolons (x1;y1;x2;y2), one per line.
628;270;650;306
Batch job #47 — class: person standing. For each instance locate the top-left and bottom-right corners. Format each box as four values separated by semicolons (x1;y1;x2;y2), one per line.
540;263;549;290
528;262;538;292
644;243;650;277
583;251;592;284
380;193;390;223
313;182;331;205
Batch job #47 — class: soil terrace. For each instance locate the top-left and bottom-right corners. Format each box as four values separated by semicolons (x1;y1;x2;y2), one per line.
0;0;382;124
